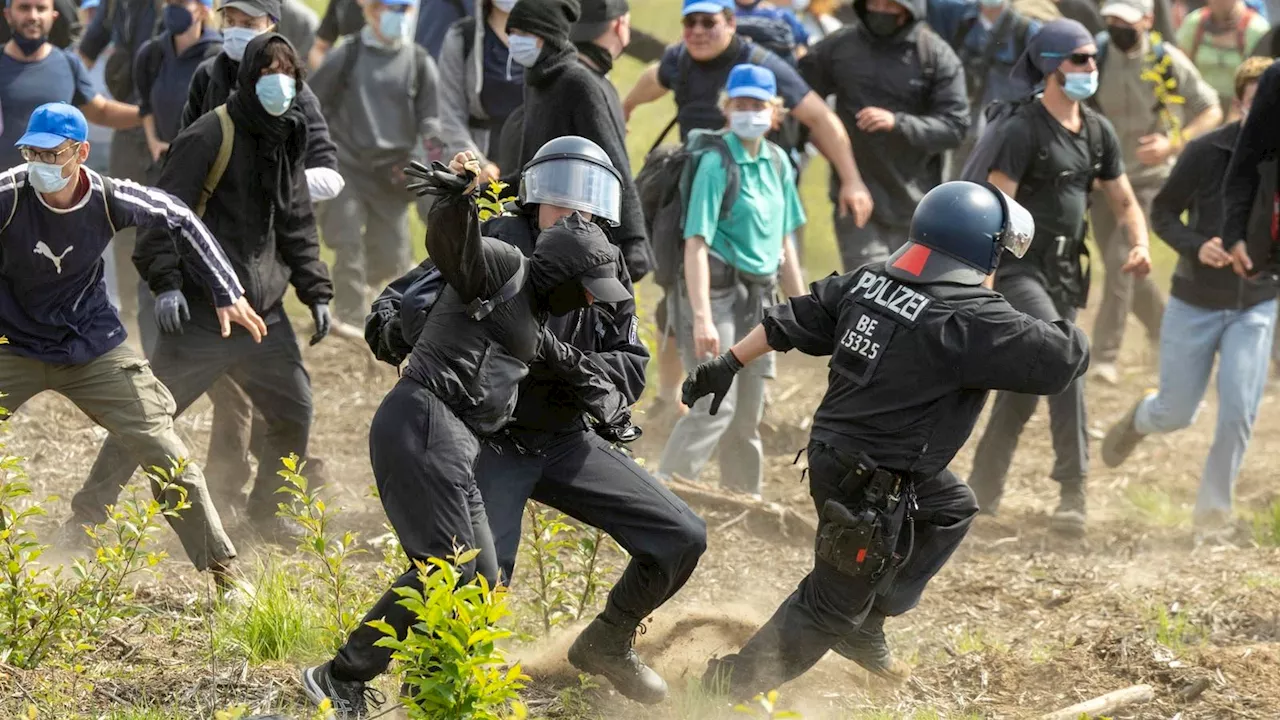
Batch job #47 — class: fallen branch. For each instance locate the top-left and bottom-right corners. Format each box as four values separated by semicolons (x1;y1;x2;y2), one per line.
714;509;751;533
662;475;816;542
1040;684;1155;720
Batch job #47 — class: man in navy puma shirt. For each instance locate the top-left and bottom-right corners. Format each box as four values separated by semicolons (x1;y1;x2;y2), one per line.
0;103;265;577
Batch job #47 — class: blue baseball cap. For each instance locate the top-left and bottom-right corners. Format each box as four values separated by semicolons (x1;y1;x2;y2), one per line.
683;0;732;16
16;103;88;150
381;0;415;7
79;0;101;9
726;63;777;101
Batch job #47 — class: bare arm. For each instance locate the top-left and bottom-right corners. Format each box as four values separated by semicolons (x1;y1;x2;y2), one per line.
623;63;667;122
780;235;805;298
984;170;1020;289
1098;174;1152;276
1181;103;1222;145
684;235;713;327
80;95;141;130
728;325;773;366
791;91;871;225
307;38;332;71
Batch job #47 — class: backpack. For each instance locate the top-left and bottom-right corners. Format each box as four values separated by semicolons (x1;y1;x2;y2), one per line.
950;10;1033;106
735;12;799;65
320;34;428;118
1;172;119;235
194;105;236;218
636;128;787;290
102;0;164;101
1187;7;1259;62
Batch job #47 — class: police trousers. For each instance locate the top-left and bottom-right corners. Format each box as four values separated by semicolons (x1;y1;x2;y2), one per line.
966;272;1089;509
475;429;707;624
718;440;977;695
73;319;313;526
833;213;909;274
1089;182;1164;364
320;169;412;324
0;345;236;570
332;378;497;682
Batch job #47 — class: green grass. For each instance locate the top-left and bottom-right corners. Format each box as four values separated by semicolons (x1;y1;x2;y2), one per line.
1251;499;1280;546
213;559;328;664
1126;485;1194;528
1146;603;1208;654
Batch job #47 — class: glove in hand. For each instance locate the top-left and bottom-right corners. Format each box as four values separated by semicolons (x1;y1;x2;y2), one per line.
596;420;643;444
310;303;331;346
404;160;478;198
155;290;189;335
682;350;744;415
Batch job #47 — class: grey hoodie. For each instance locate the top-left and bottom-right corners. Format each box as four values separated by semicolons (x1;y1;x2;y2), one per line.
436;7;522;164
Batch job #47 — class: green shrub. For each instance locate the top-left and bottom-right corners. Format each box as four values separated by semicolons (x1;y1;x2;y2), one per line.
214;559;326;663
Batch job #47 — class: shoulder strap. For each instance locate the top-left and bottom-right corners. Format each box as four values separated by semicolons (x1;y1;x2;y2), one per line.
1190;9;1210;62
746;43;770;65
466;255;528;321
1011;13;1032;58
673;43;692;104
1236;8;1257;55
411;43;426;98
196;105;235;217
1082;108;1105;175
709;132;741;220
0;175;21;235
951;15;978;51
460;16;477;59
330;35;362;113
100;175;118;236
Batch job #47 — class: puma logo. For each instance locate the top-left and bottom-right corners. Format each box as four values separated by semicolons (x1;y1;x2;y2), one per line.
33;241;72;274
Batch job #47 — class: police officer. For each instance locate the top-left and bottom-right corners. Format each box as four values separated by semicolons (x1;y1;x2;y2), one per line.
683;181;1090;696
365;137;707;706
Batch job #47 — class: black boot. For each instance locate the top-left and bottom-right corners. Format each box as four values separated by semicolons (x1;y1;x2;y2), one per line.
1102;400;1147;468
1050;482;1087;538
568;613;668;704
831;612;911;684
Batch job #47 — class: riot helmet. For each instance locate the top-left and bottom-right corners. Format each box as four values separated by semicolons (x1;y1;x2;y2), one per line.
885;181;1035;286
519;136;623;226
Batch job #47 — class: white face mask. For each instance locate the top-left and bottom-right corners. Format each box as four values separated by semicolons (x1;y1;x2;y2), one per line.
729;108;773;140
493;0;518;11
508;33;541;67
222;26;264;62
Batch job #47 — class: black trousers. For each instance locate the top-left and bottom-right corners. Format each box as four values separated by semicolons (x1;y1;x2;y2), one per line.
73;319;312;525
721;440;977;695
332;378;498;682
966;272;1089;509
474;429;707;624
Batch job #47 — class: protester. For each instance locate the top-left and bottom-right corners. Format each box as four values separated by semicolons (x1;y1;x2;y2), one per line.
310;0;362;67
507;0;654;281
301;150;633;717
416;0;476;59
2;103;263;576
277;0;320;60
656;64;805;497
0;0;77;48
73;34;333;545
368;136;706;706
781;0;842;41
799;0;970;272
962;19;1152;537
309;0;440;327
436;0;524;176
930;0;1041;174
1104;56;1277;545
1087;0;1221;385
686;180;1089;696
1176;0;1270;106
733;0;811;61
133;0;222;184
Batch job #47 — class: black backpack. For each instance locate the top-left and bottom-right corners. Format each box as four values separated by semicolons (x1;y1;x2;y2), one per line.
102;0;163;101
735;12;799;66
636;128;787;290
949;10;1032;108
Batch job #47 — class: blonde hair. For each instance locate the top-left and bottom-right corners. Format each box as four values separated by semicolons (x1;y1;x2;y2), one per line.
1234;56;1275;100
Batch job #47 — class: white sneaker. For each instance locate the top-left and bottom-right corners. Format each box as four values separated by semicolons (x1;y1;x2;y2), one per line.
1090;362;1120;386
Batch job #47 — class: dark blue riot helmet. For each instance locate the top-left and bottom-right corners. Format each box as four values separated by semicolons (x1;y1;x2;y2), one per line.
519;136;624;226
885;181;1035;286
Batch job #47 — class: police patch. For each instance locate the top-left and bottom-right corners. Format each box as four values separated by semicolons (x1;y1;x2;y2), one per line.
629;316;639;346
849;271;932;328
831;307;895;387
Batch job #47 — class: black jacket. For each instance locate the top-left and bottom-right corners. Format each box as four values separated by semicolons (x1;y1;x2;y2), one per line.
403;193;629;437
799;0;969;228
514;44;654;282
181;53;339;171
135;84;333;329
763;263;1088;477
1224;62;1280;256
1151;121;1277;310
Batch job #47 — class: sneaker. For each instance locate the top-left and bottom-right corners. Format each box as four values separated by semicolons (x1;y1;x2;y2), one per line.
1050;483;1087;538
1090;362;1120;386
252;514;305;548
301;662;385;719
1102;401;1147;468
831;613;911;684
568;615;668;704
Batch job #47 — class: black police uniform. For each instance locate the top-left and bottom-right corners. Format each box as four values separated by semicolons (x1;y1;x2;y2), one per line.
963;101;1123;510
708;260;1089;694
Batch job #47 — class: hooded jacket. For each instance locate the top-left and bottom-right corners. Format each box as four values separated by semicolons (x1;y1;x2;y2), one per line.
515;43;655;282
799;0;969;227
135;32;332;331
180;51;338;171
403;191;629;437
1151;120;1278;310
134;28;223;144
436;6;524;164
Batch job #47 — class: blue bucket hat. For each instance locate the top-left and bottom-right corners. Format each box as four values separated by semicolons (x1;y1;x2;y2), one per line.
16;103;88;150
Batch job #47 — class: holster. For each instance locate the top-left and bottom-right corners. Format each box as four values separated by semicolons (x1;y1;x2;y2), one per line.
1040;226;1092;310
814;450;916;589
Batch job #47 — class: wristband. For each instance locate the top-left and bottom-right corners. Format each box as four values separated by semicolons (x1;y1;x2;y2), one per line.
723;349;744;371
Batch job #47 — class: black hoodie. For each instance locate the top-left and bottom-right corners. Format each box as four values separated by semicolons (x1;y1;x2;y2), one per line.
799;0;969;227
135;33;333;331
403;190;629;437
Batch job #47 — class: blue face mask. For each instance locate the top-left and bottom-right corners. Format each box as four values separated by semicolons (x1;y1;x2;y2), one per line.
255;73;297;116
223;26;263;62
508;34;542;68
1061;70;1098;101
978;0;1005;8
27;158;74;193
378;8;407;43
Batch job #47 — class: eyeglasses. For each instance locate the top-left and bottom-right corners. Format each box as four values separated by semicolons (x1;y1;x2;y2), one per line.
1066;52;1096;65
682;15;720;31
20;143;79;165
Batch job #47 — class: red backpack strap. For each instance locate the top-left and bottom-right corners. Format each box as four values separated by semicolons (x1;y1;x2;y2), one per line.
1235;8;1257;55
1190;9;1211;62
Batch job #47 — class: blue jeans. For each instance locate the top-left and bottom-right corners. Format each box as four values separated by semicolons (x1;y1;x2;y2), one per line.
1134;296;1276;518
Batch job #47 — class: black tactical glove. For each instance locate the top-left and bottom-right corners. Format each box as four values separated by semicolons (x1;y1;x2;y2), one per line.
364;309;411;366
404;160;477;198
682;349;744;415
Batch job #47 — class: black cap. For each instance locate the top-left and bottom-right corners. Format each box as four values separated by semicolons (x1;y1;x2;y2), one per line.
571;0;628;41
578;262;631;303
222;0;281;19
507;0;581;48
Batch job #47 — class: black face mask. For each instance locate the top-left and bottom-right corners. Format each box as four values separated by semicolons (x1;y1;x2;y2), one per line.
1107;24;1140;52
13;32;47;56
863;10;902;37
546;280;589;317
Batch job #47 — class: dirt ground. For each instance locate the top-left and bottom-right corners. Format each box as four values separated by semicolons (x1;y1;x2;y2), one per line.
4;296;1280;719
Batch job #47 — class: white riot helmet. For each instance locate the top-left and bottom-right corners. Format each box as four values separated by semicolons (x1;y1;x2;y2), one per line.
519;136;623;226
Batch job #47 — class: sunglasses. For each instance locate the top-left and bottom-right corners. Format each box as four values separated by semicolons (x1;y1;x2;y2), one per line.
682;15;720;31
20;143;79;165
1066;52;1096;65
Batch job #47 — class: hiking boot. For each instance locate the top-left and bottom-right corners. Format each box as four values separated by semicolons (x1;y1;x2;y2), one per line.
1102;401;1147;468
1050;483;1087;538
568;614;668;704
831;613;911;684
1090;361;1120;386
252;514;304;548
301;662;385;719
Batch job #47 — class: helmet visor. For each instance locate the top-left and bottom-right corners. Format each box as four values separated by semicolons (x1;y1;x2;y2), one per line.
520;157;623;226
991;185;1035;259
